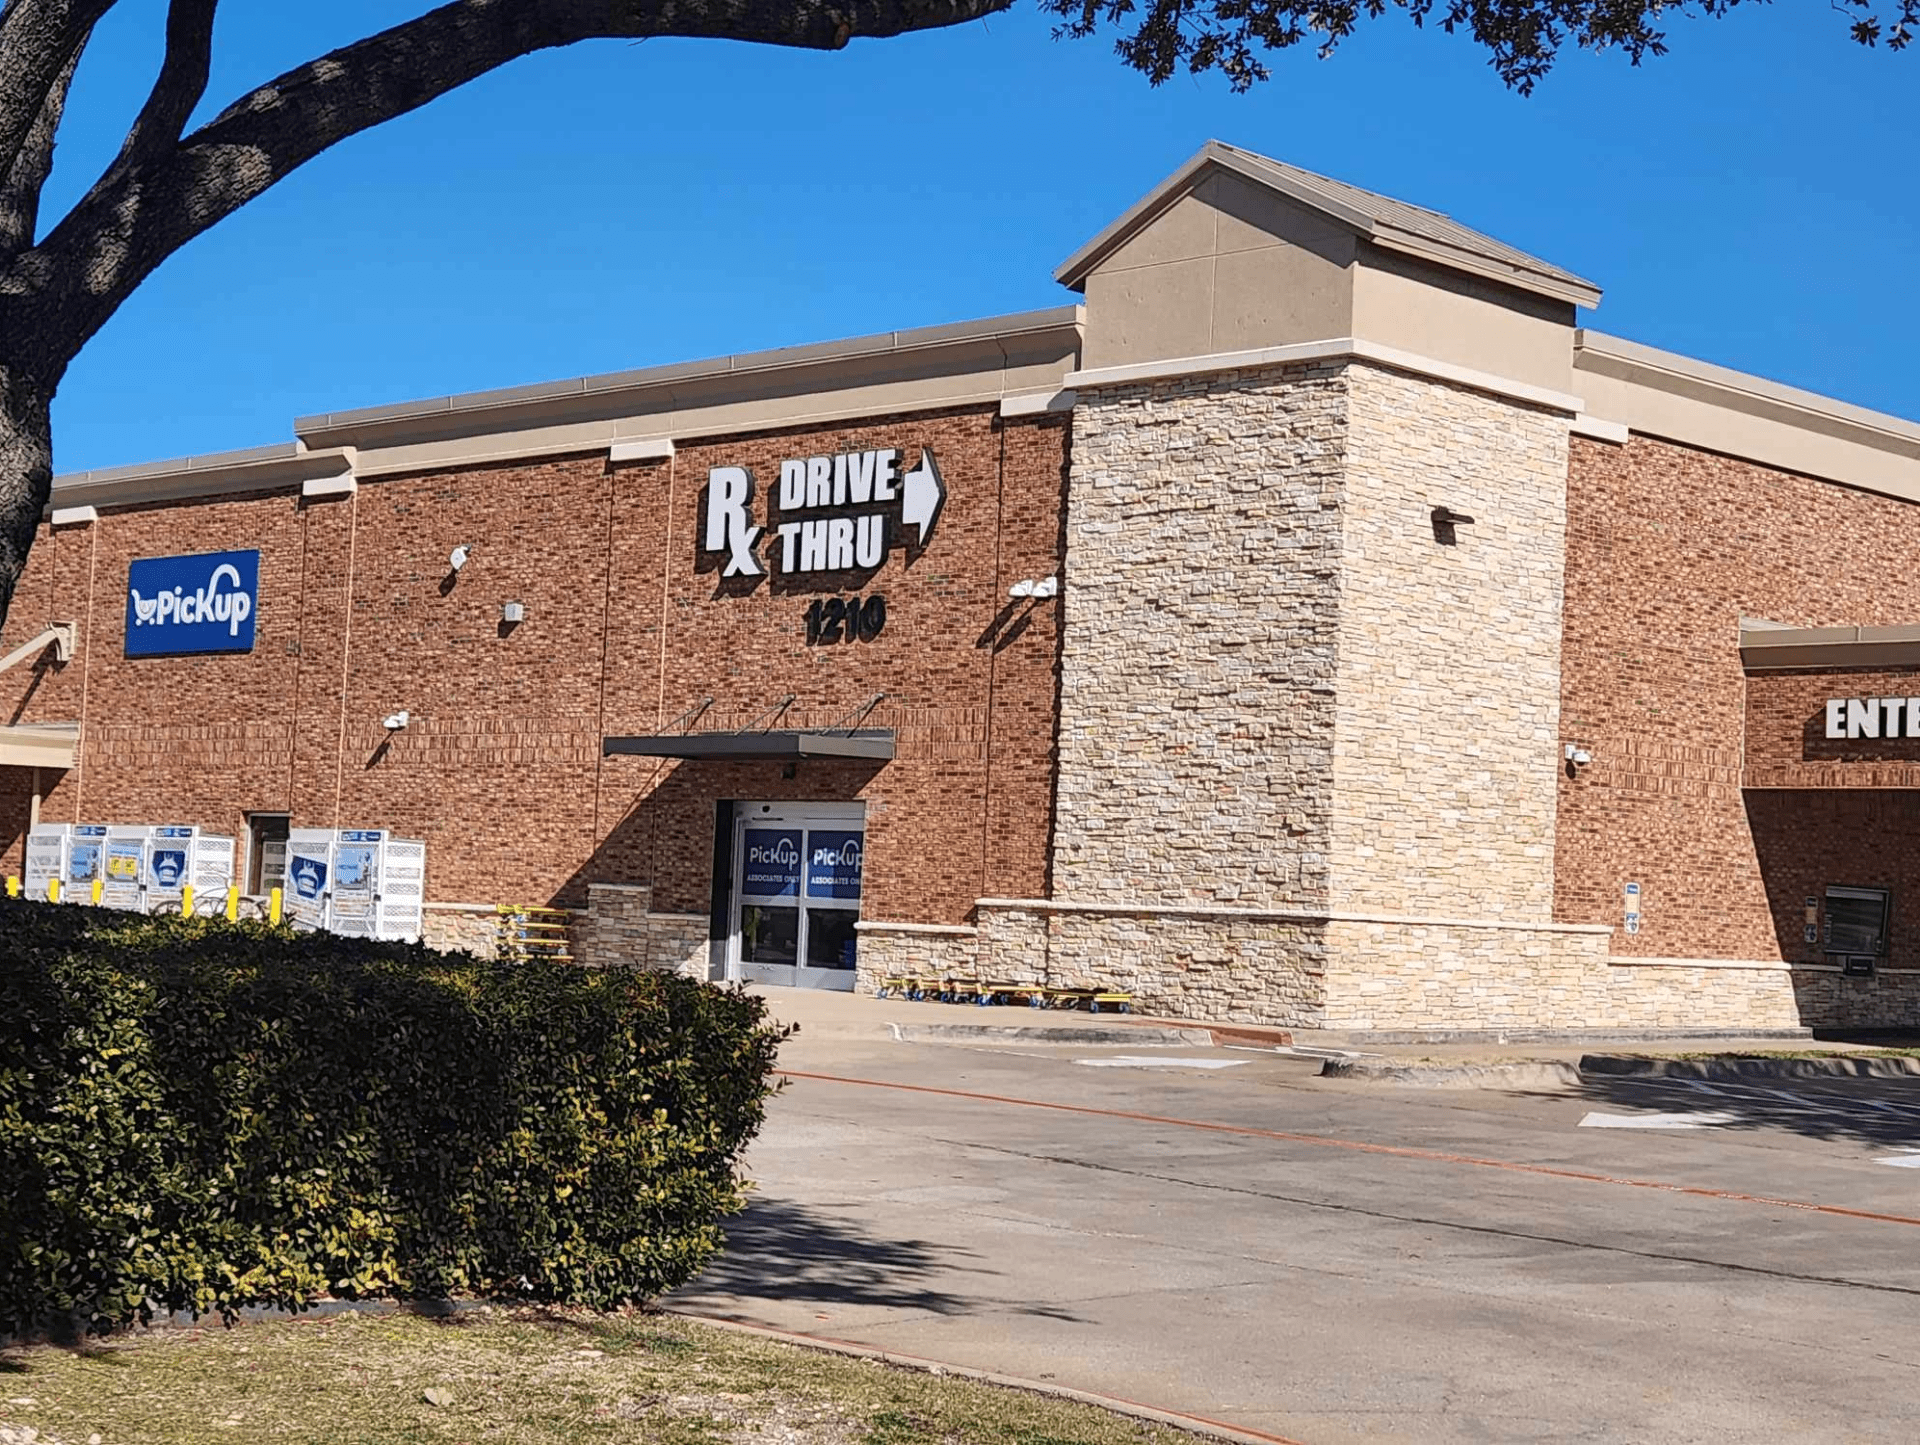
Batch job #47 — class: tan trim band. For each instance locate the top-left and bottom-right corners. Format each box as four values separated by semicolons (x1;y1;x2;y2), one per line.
1064;337;1585;416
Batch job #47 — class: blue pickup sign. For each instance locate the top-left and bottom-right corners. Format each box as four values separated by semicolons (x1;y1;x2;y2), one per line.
125;549;259;657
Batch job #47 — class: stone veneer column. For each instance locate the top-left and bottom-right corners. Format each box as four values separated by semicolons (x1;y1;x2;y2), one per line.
1010;361;1349;1023
1329;364;1567;919
1003;354;1607;1030
1052;361;1348;908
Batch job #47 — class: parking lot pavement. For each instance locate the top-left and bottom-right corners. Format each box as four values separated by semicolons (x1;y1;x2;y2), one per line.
672;1016;1920;1444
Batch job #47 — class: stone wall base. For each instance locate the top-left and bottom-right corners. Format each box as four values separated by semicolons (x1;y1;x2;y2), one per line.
1323;918;1613;1032
421;905;500;958
972;902;1328;1024
844;902;1920;1034
575;883;712;978
853;924;979;994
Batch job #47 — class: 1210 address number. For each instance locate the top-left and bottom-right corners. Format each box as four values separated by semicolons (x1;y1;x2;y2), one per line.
805;595;886;646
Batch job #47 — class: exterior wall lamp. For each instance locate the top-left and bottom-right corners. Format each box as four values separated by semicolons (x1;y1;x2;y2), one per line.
1430;506;1475;545
1008;575;1058;599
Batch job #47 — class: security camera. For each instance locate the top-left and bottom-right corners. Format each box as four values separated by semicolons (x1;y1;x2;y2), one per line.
1008;579;1035;599
1031;576;1059;599
382;710;410;731
448;545;472;571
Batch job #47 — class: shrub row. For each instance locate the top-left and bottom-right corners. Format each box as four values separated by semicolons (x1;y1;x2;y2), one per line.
0;900;788;1338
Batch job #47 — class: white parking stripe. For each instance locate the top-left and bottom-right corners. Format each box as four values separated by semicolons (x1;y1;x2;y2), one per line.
1579;1110;1736;1129
1074;1056;1249;1070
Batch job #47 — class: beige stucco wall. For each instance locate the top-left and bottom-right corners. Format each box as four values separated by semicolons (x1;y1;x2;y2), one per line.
1053;360;1349;908
1330;365;1569;918
1079;172;1355;371
1351;248;1575;395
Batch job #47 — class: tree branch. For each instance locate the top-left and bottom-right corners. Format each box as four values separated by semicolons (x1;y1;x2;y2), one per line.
118;0;220;164
3;0;1011;381
0;29;82;256
0;0;118;186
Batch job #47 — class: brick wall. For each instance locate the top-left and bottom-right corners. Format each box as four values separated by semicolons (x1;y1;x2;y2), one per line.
0;405;1068;931
0;766;29;878
1556;436;1920;970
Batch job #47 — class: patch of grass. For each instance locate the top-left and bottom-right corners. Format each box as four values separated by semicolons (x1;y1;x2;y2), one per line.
0;1308;1205;1445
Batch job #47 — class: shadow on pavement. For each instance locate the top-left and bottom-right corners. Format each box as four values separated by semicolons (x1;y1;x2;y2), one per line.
1528;1070;1920;1153
673;1195;1083;1322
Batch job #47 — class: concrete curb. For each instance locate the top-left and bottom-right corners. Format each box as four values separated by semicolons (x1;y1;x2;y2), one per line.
666;1311;1287;1444
1329;1027;1816;1045
1318;1058;1582;1090
891;1022;1217;1046
1581;1053;1920;1081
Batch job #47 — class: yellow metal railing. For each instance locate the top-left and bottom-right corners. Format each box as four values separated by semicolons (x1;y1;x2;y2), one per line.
496;904;578;962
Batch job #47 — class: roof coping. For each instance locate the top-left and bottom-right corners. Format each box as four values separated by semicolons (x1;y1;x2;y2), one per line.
294;304;1084;439
1056;140;1601;309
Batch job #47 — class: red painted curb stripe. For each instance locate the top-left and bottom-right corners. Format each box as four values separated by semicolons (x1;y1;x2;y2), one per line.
782;1069;1920;1228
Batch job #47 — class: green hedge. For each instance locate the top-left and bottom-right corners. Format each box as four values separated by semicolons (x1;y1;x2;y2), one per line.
0;900;789;1338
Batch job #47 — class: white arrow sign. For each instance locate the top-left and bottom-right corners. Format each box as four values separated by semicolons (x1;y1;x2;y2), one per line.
901;447;946;547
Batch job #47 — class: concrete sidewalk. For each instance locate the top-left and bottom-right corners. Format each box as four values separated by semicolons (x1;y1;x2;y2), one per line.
749;984;1912;1069
749;984;1293;1048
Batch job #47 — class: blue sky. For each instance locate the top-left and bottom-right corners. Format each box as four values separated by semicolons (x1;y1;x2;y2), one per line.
42;0;1920;472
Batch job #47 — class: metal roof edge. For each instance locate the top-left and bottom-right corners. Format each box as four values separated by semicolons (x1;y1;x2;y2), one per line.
1576;329;1920;452
1367;227;1602;309
295;305;1085;440
49;445;355;509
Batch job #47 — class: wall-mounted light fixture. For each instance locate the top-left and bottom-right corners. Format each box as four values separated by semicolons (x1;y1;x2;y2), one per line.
382;710;411;731
501;601;525;624
1430;506;1475;546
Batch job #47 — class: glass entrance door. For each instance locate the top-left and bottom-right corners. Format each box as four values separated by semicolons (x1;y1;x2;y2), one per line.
730;802;864;992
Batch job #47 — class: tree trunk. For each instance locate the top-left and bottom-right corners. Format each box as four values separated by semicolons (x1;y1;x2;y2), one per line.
0;366;54;637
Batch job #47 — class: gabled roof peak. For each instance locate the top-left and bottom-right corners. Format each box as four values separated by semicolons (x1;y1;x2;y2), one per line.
1057;140;1601;310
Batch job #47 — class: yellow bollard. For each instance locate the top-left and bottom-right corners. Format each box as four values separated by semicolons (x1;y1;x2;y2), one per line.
4;875;17;897
225;885;240;922
181;884;195;917
90;879;103;905
47;877;60;903
268;886;283;925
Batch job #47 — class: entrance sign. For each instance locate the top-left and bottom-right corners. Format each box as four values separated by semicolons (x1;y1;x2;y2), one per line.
702;446;946;583
806;831;864;900
126;549;259;656
1826;697;1920;740
742;829;802;897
